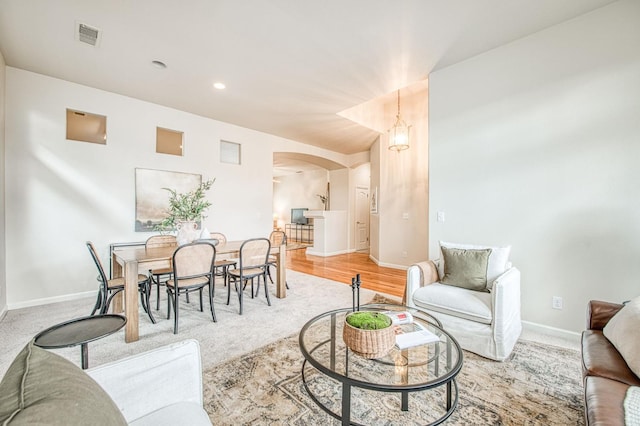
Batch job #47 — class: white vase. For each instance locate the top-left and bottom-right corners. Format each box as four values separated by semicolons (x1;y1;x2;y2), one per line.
176;221;199;246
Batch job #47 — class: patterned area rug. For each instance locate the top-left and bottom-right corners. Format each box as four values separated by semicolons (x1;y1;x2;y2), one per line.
203;334;584;425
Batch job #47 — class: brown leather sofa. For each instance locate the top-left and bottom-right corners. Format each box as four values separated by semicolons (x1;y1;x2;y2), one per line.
581;300;640;425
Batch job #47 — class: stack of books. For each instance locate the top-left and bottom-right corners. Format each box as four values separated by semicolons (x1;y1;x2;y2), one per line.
384;311;440;349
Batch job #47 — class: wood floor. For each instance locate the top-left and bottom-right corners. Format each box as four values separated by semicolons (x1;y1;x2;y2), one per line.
286;247;406;298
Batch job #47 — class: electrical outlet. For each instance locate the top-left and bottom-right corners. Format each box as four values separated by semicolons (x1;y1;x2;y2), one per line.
437;211;445;222
401;251;408;258
552;296;563;310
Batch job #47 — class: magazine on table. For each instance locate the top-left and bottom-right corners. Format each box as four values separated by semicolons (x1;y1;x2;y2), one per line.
384;310;414;325
384;311;440;349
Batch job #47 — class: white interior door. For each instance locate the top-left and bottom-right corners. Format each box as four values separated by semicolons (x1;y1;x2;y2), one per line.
355;186;369;251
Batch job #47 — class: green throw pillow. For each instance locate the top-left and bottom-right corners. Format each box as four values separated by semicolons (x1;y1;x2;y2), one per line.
0;340;127;426
440;247;492;292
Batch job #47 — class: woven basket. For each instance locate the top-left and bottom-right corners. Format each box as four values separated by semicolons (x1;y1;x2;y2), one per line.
343;318;395;359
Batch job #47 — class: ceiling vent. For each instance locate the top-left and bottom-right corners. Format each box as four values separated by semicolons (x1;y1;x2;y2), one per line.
75;22;102;47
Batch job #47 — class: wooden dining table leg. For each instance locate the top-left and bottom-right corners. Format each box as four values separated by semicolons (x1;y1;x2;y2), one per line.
124;260;140;343
276;243;286;298
111;259;125;313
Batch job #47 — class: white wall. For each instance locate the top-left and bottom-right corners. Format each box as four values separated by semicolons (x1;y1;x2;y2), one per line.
350;163;370;191
369;137;381;261
371;86;429;268
328;169;349;211
4;68;354;308
428;0;640;332
0;52;6;318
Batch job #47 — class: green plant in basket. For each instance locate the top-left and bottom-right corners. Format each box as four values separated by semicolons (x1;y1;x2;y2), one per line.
343;311;394;359
345;311;391;330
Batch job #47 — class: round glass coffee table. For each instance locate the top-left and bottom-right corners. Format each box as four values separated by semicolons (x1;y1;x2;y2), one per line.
299;304;463;425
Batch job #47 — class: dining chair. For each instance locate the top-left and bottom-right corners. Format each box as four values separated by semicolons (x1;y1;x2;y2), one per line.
267;230;289;289
209;232;237;285
226;238;271;315
165;241;217;334
145;234;178;310
86;241;156;324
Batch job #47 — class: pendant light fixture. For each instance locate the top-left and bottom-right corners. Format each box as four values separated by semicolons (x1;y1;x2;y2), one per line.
388;89;411;151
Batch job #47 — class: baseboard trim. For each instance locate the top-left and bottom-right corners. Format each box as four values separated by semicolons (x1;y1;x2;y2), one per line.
305;248;350;257
377;262;408;270
8;291;96;311
368;254;407;270
522;320;581;343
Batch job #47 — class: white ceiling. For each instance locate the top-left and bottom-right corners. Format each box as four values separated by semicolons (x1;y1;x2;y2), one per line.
0;0;616;157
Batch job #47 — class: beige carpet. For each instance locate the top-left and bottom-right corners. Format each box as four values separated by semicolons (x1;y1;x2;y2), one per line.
203;334;584;425
0;270;377;376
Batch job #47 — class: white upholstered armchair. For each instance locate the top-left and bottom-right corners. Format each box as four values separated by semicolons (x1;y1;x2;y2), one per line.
88;339;211;425
405;242;522;361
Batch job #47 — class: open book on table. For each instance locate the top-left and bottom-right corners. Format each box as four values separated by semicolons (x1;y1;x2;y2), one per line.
384;311;440;349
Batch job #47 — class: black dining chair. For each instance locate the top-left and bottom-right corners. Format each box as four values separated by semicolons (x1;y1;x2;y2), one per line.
226;238;271;315
267;230;289;289
145;234;178;310
208;232;237;286
165;241;217;334
87;241;156;324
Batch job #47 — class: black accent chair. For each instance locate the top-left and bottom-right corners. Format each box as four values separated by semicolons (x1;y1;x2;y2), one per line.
87;241;156;324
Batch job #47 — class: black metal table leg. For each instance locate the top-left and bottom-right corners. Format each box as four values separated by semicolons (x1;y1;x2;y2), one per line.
81;343;89;369
446;338;453;409
330;314;336;370
341;383;351;426
402;391;409;411
401;347;409;410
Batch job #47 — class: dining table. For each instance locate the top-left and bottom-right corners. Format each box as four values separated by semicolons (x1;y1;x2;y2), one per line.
111;239;286;343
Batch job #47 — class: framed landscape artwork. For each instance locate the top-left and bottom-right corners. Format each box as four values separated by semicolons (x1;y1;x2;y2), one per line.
135;168;202;232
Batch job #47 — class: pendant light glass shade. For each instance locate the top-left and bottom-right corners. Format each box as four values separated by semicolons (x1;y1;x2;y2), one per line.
388;90;411;151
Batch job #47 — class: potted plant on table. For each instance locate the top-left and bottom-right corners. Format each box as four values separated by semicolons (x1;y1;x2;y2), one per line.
157;179;215;245
343;311;395;359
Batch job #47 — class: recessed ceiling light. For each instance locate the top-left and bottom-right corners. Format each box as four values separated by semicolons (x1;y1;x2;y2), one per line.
151;60;167;69
213;82;226;90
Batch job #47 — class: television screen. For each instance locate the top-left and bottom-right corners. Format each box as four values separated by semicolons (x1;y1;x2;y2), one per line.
291;208;308;225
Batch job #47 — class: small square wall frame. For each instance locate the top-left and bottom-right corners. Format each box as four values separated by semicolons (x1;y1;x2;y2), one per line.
66;109;107;144
156;127;184;156
220;140;241;164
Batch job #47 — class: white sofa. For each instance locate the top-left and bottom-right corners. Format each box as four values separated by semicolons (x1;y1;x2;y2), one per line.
0;339;211;425
405;243;522;361
88;339;211;425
